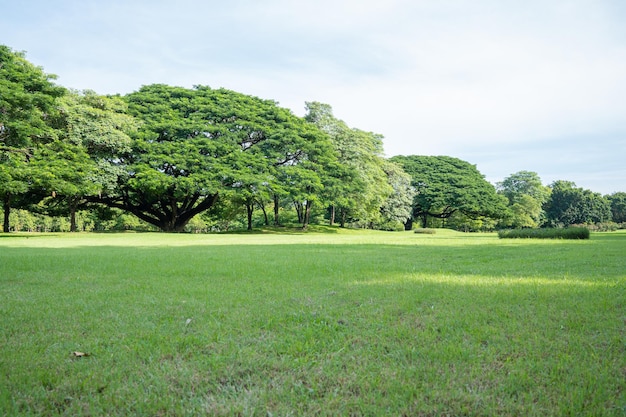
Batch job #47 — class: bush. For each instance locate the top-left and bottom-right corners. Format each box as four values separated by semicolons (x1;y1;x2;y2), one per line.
498;227;590;239
376;220;406;231
572;222;618;232
414;228;436;234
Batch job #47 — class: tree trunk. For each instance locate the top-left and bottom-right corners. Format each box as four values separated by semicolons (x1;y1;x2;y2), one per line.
340;210;346;228
421;214;428;228
294;201;304;224
110;192;219;232
404;217;413;231
273;194;280;226
259;201;269;226
3;193;11;233
329;205;335;226
302;200;312;229
246;201;253;231
69;199;78;232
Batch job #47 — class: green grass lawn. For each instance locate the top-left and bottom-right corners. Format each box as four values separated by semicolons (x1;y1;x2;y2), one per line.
1;228;624;416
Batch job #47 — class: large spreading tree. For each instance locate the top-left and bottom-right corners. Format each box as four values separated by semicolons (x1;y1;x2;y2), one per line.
91;84;334;231
390;155;507;228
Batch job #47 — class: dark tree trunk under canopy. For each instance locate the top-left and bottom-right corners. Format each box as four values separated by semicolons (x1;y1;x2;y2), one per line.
302;200;313;229
2;193;11;233
69;197;80;232
246;200;253;231
273;194;280;226
92;192;219;232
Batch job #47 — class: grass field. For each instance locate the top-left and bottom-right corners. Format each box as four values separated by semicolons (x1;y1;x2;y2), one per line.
0;228;624;416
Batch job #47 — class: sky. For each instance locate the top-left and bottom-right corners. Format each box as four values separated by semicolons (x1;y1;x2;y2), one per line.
2;0;625;194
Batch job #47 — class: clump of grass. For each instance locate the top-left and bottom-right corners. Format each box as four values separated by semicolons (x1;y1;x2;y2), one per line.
414;228;436;234
498;227;590;239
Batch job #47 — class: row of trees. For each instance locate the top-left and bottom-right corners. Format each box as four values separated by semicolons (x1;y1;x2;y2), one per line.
1;45;624;233
497;171;624;229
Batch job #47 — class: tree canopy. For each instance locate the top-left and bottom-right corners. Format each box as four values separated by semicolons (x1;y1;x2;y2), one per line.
0;45;65;232
607;192;626;224
305;102;401;228
544;180;612;226
90;84;335;231
31;90;136;231
497;171;549;228
390;155;507;228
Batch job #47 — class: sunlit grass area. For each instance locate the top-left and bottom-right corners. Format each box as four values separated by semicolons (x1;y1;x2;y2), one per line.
1;229;624;415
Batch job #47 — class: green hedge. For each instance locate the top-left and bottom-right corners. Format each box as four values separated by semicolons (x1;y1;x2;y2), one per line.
498;227;590;240
414;228;437;234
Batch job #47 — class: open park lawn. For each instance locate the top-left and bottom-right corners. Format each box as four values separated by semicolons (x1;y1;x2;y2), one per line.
0;229;624;416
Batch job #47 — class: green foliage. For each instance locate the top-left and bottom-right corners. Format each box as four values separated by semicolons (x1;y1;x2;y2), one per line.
390;155;508;228
96;85;335;232
0;45;65;150
374;220;406;231
498;227;590;239
446;210;499;232
497;170;550;203
572;222;620;232
378;160;415;227
544;181;612;226
607;192;626;223
28;91;137;231
305;102;394;228
413;228;436;234
497;171;549;228
0;45;66;232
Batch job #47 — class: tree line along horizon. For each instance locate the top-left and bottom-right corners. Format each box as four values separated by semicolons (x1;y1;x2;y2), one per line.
2;45;625;233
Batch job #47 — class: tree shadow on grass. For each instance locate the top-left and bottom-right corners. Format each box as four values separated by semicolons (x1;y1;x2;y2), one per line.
218;225;341;235
0;233;52;239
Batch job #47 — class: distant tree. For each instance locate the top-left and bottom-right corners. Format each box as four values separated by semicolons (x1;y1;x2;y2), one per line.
0;45;65;232
582;190;612;224
607;192;626;223
544;180;612;226
497;171;549;228
390;155;507;229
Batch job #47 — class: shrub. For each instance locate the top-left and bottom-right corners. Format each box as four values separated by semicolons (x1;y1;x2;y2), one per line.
498;227;590;240
377;220;406;231
572;222;618;232
414;228;437;234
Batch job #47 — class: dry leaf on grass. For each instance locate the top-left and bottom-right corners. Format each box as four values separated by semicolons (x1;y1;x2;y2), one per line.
71;351;90;358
